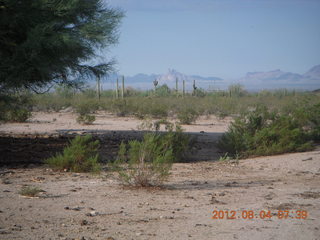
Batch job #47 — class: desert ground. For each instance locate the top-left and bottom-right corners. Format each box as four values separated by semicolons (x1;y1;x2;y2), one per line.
0;112;319;240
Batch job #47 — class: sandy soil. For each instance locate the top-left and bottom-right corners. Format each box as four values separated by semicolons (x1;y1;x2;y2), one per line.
0;111;230;135
0;112;319;240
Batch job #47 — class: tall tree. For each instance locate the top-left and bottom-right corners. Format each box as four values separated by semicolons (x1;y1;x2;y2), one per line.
0;0;123;92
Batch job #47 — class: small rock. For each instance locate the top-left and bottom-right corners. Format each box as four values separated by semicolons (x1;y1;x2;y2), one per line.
2;179;12;184
72;207;82;211
86;211;99;217
80;220;88;226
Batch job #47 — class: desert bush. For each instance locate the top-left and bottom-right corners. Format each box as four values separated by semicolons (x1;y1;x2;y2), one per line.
155;84;171;97
113;123;189;186
193;88;206;97
177;108;199;124
0;94;32;122
19;186;43;197
46;135;101;173
292;103;320;142
75;100;99;124
110;99;131;117
218;105;314;158
75;100;99;115
139;120;190;162
76;114;96;125
148;103;168;118
54;85;75;99
114;134;173;186
32;93;72;111
228;84;247;97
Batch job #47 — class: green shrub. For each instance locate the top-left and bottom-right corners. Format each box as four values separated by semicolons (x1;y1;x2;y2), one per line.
193;88;206;97
76;114;95;125
75;100;99;115
138;120;190;162
155;84;171;97
75;100;99;124
293;103;320;142
177;108;199;124
148;103;168;118
218;106;314;158
0;95;32;122
113;124;189;186
110;99;131;117
46;135;101;173
6;108;31;122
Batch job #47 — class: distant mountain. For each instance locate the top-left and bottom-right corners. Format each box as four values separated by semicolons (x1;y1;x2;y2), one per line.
102;69;222;90
303;65;320;80
238;65;320;90
100;65;320;91
243;69;303;82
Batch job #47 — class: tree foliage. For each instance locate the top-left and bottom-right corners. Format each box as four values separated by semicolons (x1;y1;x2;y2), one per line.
0;0;123;91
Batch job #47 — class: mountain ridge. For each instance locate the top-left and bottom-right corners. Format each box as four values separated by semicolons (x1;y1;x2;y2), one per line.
101;65;320;90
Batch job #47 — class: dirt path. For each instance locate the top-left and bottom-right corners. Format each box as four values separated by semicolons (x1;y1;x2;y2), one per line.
0;112;319;239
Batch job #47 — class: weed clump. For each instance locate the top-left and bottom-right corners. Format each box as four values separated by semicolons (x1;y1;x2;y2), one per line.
46;135;101;173
218;105;315;158
19;186;43;197
75;101;98;124
112;123;189;186
177;108;199;124
76;114;95;125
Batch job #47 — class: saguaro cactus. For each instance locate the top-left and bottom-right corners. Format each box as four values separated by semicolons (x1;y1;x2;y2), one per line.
192;80;197;96
121;75;125;99
116;78;119;99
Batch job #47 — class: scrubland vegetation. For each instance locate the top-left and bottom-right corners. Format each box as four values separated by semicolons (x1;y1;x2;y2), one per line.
1;84;319;186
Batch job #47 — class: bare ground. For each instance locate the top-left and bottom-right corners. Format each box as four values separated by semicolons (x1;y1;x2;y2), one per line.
0;112;319;240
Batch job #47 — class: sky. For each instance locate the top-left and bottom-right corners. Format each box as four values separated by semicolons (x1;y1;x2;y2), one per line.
105;0;320;79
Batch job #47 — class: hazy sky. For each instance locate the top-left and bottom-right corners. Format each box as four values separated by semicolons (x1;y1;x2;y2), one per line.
106;0;320;79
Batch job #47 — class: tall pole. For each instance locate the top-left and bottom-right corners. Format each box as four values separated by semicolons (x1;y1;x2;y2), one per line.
176;78;178;97
121;75;125;99
116;78;119;99
183;80;185;97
